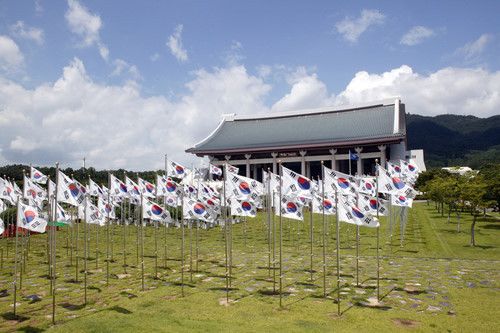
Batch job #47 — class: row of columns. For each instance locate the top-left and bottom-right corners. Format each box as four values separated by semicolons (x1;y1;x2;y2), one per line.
225;145;387;177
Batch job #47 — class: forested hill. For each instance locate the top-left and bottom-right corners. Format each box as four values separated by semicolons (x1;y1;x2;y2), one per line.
406;113;500;168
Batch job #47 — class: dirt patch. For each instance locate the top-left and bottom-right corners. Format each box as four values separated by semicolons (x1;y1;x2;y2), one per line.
392;318;420;328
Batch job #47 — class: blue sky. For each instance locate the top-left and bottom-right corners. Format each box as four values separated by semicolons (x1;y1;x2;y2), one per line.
0;1;498;169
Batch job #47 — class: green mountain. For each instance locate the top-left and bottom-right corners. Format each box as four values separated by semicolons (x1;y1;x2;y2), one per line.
406;113;500;168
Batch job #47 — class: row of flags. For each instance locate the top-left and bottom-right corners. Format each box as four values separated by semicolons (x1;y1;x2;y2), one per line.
1;158;420;235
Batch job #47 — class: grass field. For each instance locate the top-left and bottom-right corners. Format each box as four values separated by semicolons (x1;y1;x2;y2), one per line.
0;202;499;332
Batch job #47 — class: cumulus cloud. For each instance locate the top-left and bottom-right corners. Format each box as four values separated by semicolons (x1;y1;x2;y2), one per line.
0;35;24;72
400;26;435;46
167;24;188;62
455;34;493;61
10;21;45;45
335;9;385;42
0;59;270;169
65;0;109;60
111;58;141;80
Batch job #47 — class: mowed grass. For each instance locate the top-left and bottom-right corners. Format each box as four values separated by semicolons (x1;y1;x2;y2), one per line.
0;202;498;332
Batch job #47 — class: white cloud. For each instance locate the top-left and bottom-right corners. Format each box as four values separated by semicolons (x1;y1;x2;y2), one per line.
167;24;188;62
455;34;493;60
111;58;141;80
0;59;270;169
35;0;43;14
150;53;160;62
0;35;24;72
335;9;385;42
65;0;108;60
400;26;435;46
10;21;45;45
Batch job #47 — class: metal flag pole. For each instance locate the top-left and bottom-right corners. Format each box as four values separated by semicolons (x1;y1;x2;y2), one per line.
375;159;381;302
163;156;169;270
335;185;340;316
278;161;283;308
180;193;185;297
321;163;327;298
355;176;360;287
74;176;79;284
266;168;272;278
106;173;111;285
140;193;145;291
52;162;60;325
222;164;229;302
84;160;89;305
123;172;127;274
13;198;20;317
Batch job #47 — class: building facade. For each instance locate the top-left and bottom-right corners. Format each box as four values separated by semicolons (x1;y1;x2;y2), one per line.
187;99;412;180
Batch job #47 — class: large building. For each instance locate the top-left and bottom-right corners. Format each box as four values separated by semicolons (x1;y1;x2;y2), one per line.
187;98;424;180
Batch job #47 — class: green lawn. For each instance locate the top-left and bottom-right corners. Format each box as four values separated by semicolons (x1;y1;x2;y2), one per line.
0;202;498;332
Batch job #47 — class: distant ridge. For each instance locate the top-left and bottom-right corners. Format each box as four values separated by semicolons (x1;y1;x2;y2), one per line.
406;113;500;168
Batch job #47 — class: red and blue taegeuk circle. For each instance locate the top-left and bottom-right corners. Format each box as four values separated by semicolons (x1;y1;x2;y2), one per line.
175;165;184;175
241;201;252;211
24;210;36;223
297;176;310;190
323;199;333;210
352;207;364;219
337;178;350;189
68;183;80;197
286;202;297;213
166;182;176;192
369;199;378;210
151;204;163;215
239;182;251;194
194;203;206;215
392;177;405;190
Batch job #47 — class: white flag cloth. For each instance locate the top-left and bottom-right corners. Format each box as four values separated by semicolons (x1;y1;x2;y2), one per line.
125;176;142;202
357;194;388;216
30;166;48;184
157;175;183;197
57;170;84;207
281;166;314;199
0;178;17;205
226;164;239;174
98;197;117;219
48;180;56;200
391;194;414;208
139;178;156;198
183;197;218;223
323;166;359;197
110;174;129;198
167;160;190;179
199;182;219;198
275;195;304;221
23;175;47;206
183;184;199;198
78;197;106;226
142;199;171;222
225;170;263;202
210;164;222;176
200;194;221;214
17;201;47;233
54;202;71;224
387;161;402;177
0;199;5;214
312;194;336;215
230;198;257;217
359;177;377;197
164;195;179;208
377;166;416;198
338;196;379;228
400;159;420;184
0;218;4;235
89;179;105;198
13;181;22;196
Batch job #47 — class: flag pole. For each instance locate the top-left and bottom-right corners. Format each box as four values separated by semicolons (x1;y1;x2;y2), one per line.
375;159;381;302
180;193;185;297
106;173;111;285
84;159;89;305
222;164;229;302
266;168;271;278
355;176;360;287
309;196;313;282
13;198;20;317
335;185;340;316
52;162;59;325
278;161;283;308
140;192;145;291
163;155;169;270
123;172;128;274
321;162;327;298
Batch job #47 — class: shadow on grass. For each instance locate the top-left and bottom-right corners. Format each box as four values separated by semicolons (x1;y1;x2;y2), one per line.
17;325;45;332
88;286;102;293
257;289;284;296
463;244;496;249
354;301;392;311
482;224;500;230
208;287;240;292
171;282;196;288
119;291;138;299
60;302;86;311
2;312;30;322
108;305;132;314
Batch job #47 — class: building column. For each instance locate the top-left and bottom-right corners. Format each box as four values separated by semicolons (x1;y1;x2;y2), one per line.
245;154;251;178
378;145;387;168
306;162;311;179
252;164;258;180
299;150;307;175
329;148;337;171
271;152;278;174
355;147;363;176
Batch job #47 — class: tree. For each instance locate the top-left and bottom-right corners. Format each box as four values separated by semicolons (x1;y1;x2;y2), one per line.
460;174;488;246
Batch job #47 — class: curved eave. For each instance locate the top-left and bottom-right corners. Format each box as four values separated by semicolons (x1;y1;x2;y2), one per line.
185;134;405;156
